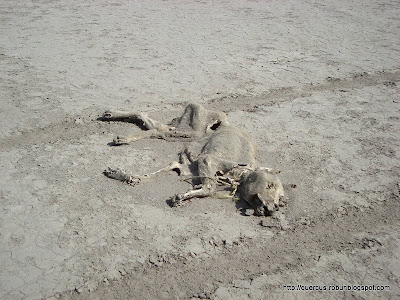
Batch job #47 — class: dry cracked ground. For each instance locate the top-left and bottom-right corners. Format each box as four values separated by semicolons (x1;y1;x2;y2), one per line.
0;0;399;299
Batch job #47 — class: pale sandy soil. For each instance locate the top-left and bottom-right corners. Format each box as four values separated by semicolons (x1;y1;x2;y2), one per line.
0;0;399;299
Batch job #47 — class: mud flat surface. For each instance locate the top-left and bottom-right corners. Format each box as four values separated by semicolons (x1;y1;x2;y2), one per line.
0;0;399;299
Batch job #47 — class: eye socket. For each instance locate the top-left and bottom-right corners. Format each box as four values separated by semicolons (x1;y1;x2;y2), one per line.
210;121;221;130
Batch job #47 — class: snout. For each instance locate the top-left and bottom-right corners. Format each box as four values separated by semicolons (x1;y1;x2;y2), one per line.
254;202;279;216
266;202;279;214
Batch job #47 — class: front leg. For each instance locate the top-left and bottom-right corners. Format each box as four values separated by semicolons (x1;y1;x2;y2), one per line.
170;181;216;207
113;129;160;145
104;161;188;184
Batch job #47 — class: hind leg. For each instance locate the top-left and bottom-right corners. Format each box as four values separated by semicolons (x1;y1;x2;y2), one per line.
101;110;174;144
170;154;250;206
101;110;172;131
112;129;160;145
170;103;228;134
113;130;197;145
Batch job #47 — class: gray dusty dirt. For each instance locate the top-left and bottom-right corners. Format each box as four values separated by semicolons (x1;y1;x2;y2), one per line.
0;0;399;300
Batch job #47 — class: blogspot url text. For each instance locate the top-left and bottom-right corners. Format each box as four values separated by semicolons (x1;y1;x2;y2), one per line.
283;284;390;292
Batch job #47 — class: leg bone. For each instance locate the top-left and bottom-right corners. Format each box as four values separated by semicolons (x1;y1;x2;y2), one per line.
101;110;170;131
170;180;216;207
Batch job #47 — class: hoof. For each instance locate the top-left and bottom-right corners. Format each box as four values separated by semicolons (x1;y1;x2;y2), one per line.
170;194;183;207
113;136;129;145
104;167;139;185
103;111;112;118
104;167;127;180
102;110;117;119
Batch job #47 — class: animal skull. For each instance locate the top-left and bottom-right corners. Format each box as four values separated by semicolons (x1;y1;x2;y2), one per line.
239;169;285;216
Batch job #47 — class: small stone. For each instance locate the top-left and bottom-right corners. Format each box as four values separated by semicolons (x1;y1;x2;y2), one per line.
361;237;380;249
260;219;278;228
337;206;346;215
223;238;233;246
107;268;122;280
280;221;290;231
136;256;146;264
103;278;109;286
213;286;231;299
392;183;400;197
149;255;157;264
275;212;290;231
119;268;127;276
232;279;251;289
300;218;311;226
87;280;99;292
149;254;163;266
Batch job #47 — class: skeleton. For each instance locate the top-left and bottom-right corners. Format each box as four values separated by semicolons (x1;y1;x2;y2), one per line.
100;103;285;216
